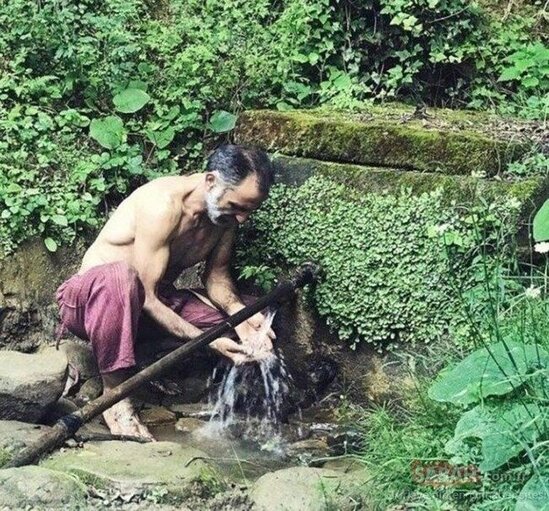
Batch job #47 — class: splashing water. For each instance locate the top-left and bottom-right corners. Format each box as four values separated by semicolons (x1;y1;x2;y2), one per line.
203;310;292;448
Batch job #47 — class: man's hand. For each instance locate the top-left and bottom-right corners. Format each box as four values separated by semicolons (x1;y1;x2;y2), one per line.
210;337;254;365
234;311;276;351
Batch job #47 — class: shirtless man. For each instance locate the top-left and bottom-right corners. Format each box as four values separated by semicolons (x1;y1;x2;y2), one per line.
56;145;276;439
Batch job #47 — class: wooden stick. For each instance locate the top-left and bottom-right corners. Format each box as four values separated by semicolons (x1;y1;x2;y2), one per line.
5;263;319;468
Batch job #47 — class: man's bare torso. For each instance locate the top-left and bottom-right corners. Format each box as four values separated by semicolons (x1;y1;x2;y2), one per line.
79;174;224;283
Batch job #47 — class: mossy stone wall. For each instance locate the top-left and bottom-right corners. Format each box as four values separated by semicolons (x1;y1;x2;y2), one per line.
235;109;531;176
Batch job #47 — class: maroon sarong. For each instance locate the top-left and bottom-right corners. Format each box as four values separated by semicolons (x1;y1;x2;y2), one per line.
56;261;250;374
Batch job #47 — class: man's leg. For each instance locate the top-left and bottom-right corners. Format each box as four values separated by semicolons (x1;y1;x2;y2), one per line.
101;369;154;440
57;262;154;440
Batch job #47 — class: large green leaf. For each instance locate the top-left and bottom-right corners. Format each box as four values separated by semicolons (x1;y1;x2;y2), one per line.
498;66;522;82
445;402;548;472
516;473;549;511
146;127;175;149
51;214;68;227
428;341;549;406
208;110;237;133
89;116;125;150
44;237;58;252
533;199;549;242
113;88;150;114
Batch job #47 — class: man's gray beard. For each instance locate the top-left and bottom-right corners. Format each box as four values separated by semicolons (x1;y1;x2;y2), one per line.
206;185;234;226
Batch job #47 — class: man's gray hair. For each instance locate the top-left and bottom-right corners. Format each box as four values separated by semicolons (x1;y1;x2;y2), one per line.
206;144;275;194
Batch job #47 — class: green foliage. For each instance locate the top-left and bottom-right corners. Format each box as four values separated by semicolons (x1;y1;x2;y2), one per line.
534;199;549;242
516;473;549;511
466;13;549;119
89;116;126;150
319;0;548;117
428;269;549;508
507;152;549;179
349;387;459;509
497;43;549;89
144;486;170;505
113;88;151;114
428;341;549;406
0;448;11;468
445;401;548;472
237;176;518;347
0;0;546;255
0;0;346;256
208;111;238;134
238;264;277;293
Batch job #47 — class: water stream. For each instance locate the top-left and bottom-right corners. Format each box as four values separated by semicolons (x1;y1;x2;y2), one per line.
201;311;292;450
149;311;347;481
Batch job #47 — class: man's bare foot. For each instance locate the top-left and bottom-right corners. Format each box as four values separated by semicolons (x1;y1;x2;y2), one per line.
102;398;155;441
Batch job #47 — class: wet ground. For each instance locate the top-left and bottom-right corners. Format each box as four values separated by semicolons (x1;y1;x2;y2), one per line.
147;401;358;482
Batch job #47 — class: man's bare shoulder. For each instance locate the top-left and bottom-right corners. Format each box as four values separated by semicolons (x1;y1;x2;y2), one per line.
131;175;188;200
129;174;196;213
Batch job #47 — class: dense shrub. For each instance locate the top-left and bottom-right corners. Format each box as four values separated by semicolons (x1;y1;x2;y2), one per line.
237;176;520;347
0;0;343;255
329;0;548;116
0;0;546;256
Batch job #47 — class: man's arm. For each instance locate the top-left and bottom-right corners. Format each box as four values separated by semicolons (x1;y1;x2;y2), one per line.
204;227;275;347
203;227;245;315
132;197;202;340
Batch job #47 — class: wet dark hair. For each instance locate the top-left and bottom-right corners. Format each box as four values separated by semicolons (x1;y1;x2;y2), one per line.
206;144;275;194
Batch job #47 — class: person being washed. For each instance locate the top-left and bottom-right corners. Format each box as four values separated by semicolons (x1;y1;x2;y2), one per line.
56;145;276;440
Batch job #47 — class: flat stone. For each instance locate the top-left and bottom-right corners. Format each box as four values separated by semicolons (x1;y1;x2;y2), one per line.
0;347;68;422
41;440;221;498
235;109;531;176
250;466;371;511
168;402;213;420
140;405;177;426
0;420;52;466
286;438;330;458
76;376;103;404
272;155;547;216
60;339;99;380
0;465;86;509
175;417;208;434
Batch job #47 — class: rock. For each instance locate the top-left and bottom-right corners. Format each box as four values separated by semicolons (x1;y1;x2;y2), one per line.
139;406;176;426
250;466;371;511
168;402;213;420
326;428;364;455
0;420;52;466
41;440;222;499
0;466;87;509
0;302;59;353
206;487;253;511
0;237;86;351
177;375;209;403
235;109;532;176
43;397;79;423
322;458;363;472
286;438;330;459
175;417;208;434
0;347;68;422
76;376;103;404
279;422;312;443
60;339;99;380
78;417;111;437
